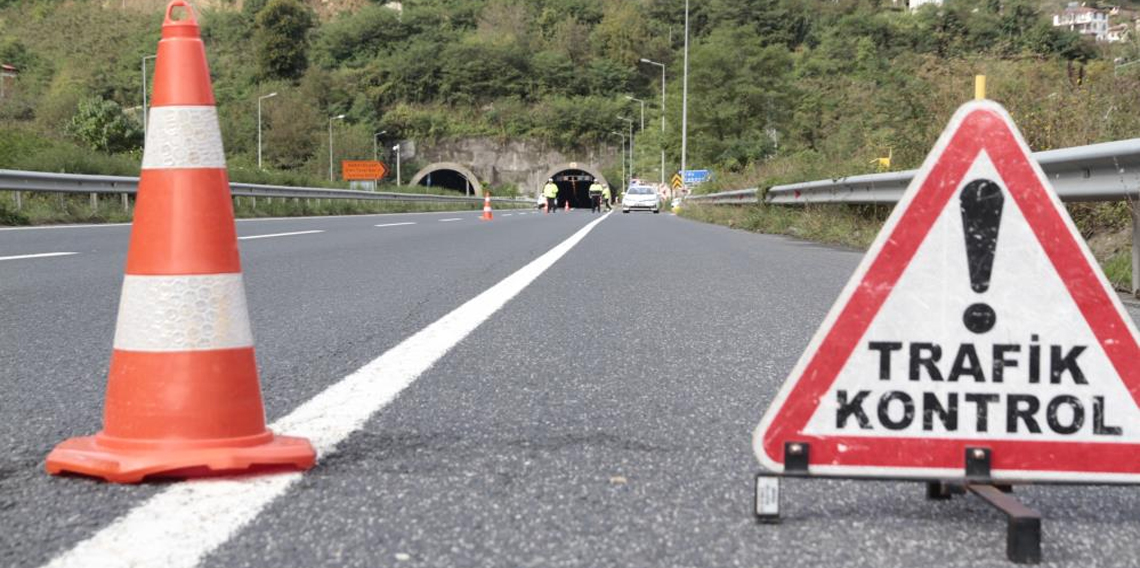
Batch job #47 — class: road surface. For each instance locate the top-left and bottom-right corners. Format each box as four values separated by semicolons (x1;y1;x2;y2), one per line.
2;209;1138;567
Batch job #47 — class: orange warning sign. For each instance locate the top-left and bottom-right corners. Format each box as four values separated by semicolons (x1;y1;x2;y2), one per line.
342;160;388;180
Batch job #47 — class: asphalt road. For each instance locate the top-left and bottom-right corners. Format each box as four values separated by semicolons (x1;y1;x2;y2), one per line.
2;208;1138;567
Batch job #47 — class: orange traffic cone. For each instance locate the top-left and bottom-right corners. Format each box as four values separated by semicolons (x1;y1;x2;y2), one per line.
564;200;571;212
481;192;493;221
45;0;315;483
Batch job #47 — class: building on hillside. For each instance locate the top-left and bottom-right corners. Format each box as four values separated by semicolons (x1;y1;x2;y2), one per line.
1053;3;1110;42
1106;22;1132;42
908;0;943;11
0;64;17;99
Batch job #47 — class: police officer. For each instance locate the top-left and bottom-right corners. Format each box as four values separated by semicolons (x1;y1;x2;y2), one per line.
602;183;612;211
588;180;604;213
543;178;558;213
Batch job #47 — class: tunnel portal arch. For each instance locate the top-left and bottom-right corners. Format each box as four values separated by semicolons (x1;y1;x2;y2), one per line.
409;162;484;195
541;163;612;209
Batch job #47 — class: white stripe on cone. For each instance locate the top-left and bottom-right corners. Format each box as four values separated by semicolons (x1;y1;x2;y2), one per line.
142;106;226;170
112;273;254;351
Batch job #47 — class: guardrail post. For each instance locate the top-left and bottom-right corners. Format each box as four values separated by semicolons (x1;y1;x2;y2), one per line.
122;193;129;212
90;192;97;212
14;191;20;211
1132;200;1139;299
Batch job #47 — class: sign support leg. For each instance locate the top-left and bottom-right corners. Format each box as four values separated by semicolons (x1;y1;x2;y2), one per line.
968;485;1042;565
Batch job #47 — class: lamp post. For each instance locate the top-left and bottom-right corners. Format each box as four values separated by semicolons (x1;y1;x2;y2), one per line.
681;0;690;194
625;96;645;130
392;144;401;186
373;130;387;162
257;92;277;170
639;58;666;188
617;116;634;181
610;131;626;192
141;54;156;140
328;114;345;182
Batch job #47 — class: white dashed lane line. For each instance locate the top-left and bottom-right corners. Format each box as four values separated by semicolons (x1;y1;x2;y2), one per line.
0;252;79;261
439;218;462;222
375;222;417;228
237;230;324;241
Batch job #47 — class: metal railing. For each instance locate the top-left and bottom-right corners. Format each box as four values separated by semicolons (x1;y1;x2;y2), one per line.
0;169;532;209
686;138;1140;296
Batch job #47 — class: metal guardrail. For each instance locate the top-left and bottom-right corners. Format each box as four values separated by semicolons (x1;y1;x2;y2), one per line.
687;138;1140;296
0;169;532;205
765;138;1140;204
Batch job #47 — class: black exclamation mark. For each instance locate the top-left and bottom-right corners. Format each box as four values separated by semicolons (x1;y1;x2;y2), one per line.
959;179;1003;334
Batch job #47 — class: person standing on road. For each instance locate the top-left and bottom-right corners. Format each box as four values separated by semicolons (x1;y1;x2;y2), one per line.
543;178;558;213
588;180;604;213
601;184;612;211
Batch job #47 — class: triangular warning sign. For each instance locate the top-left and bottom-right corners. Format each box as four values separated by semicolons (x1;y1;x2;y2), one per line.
753;101;1140;483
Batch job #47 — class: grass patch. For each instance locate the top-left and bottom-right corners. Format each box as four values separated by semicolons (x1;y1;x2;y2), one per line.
680;202;1135;293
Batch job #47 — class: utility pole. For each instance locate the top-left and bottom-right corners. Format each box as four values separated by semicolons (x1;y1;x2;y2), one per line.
611;131;626;192
617;116;634;181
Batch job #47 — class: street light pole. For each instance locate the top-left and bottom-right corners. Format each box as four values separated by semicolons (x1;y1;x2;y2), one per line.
639;58;667;189
141;54;156;140
257;92;277;170
329;114;345;182
611;131;626;191
392;144;401;186
617;116;634;181
681;0;690;194
373;130;387;162
625;96;645;130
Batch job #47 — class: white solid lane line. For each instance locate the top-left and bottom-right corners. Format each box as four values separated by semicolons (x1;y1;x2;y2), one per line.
237;230;324;241
375;222;416;228
0;252;79;261
41;213;612;568
502;213;513;217
439;218;462;222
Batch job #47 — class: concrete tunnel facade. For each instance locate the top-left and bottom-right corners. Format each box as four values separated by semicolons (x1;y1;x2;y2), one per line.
541;163;611;209
409;162;484;196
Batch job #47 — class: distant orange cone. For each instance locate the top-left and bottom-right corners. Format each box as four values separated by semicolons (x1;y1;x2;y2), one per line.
45;0;315;483
564;200;571;212
481;192;493;221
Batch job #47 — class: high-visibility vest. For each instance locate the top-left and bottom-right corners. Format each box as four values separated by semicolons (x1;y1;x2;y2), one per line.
589;183;602;195
602;186;611;199
543;183;558;198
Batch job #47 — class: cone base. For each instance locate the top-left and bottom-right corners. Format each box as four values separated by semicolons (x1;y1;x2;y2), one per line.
45;432;315;484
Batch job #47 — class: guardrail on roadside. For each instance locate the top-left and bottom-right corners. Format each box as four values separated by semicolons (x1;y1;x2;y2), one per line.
685;137;1140;296
0;169;533;210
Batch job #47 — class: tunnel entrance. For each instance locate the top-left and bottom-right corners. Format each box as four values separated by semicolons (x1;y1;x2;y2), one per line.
418;169;475;194
551;169;596;209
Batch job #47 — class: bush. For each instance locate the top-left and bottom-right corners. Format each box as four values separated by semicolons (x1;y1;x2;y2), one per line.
65;96;143;154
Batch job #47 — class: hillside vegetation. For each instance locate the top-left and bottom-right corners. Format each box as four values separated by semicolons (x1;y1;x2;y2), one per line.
3;0;1138;185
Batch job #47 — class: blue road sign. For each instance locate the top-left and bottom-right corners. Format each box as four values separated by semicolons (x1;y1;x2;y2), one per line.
682;169;712;184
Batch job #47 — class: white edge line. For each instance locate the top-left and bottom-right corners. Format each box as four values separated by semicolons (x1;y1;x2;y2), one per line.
374;222;416;228
0;209;509;232
41;212;612;568
238;230;324;241
439;218;462;222
0;252;79;261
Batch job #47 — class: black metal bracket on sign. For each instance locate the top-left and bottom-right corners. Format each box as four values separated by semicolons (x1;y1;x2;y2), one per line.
754;445;1044;565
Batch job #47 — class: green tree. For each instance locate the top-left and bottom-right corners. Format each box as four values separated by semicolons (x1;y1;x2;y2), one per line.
254;0;314;81
65;96;143;154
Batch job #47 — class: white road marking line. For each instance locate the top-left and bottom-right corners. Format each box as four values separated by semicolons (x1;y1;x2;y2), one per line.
40;212;612;568
0;210;483;232
439;218;462;222
0;252;79;261
502;213;513;217
375;222;416;228
237;230;324;240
